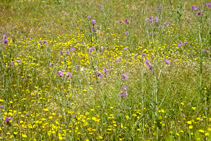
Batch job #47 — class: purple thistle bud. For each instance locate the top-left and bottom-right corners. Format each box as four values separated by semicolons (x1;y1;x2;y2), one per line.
3;39;8;44
57;72;64;77
118;20;122;23
122;74;128;79
119;94;126;97
5;117;12;122
122;86;129;92
197;12;201;16
150;31;153;35
91;20;96;25
148;64;153;71
164;59;171;64
124;19;129;24
164;23;167;27
49;62;53;67
29;36;32;39
87;15;91;19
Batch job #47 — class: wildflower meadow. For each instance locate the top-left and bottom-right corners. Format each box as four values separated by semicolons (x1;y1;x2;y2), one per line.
1;0;211;140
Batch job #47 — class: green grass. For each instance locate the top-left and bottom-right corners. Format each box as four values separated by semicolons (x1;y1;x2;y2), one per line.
0;0;211;140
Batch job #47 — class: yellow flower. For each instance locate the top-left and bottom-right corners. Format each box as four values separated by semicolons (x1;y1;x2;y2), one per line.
22;134;27;138
199;129;205;133
205;132;209;136
187;121;192;124
189;125;193;129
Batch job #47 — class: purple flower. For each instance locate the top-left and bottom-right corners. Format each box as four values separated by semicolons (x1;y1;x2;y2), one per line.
207;47;210;50
87;16;91;19
124;19;129;24
96;72;103;78
11;61;14;65
119;94;126;97
177;41;182;48
38;39;41;45
57;72;64;77
191;5;196;11
29;36;32;39
13;27;16;29
66;72;72;78
123;48;128;50
49;62;53;67
91;20;96;25
43;40;47;44
104;38;106;41
197;12;201;16
164;59;171;64
101;46;104;51
164;23;167;26
3;34;7;39
70;47;76;53
148;64;153;71
185;2;187;5
203;49;207;54
122;74;128;79
75;65;80;68
91;26;97;32
184;41;188;46
7;66;10;68
141;53;147;57
65;51;70;55
118;20;122;23
5;117;12;122
145;59;150;65
16;60;20;63
3;39;8;44
150;31;153;35
126;31;128;35
0;105;3;108
89;46;94;53
103;68;109;74
154;17;158;22
122;86;129;92
60;50;63;55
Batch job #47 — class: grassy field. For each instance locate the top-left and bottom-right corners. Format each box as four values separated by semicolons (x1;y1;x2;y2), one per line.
0;0;211;140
